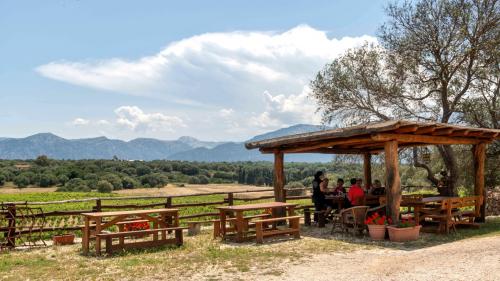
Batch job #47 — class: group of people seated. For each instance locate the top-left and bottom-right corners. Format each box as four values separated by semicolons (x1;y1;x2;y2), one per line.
311;171;386;216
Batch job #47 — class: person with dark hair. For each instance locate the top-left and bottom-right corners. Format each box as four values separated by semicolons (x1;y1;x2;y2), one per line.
370;179;385;195
333;178;346;194
312;171;332;215
347;177;365;206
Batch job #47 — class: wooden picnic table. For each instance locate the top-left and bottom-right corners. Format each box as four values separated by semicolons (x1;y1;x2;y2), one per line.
402;196;451;223
81;208;179;255
216;202;297;242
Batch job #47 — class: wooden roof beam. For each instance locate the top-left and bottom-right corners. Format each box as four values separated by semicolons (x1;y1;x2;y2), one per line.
371;133;484;145
414;126;437;134
261;136;374;154
284;148;375;154
432;128;455;136
395;125;419;133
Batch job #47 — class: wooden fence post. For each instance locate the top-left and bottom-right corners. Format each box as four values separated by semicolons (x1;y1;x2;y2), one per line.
165;197;173;228
6;204;16;248
95;199;102;212
227;193;234;206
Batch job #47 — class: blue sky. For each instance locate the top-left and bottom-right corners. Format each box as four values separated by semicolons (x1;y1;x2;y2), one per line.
0;0;386;141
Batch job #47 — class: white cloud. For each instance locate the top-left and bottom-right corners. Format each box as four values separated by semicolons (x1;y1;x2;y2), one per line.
219;108;234;118
114;106;186;132
96;119;110;126
40;25;376;140
72;118;90;126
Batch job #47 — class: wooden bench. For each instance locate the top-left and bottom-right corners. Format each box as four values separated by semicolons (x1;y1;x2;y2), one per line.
427;196;482;234
213;213;271;239
96;226;188;255
254;216;301;244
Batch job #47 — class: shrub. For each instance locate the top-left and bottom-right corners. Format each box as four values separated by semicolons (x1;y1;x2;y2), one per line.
84;173;99;189
198;175;209;185
13;174;30;188
140;173;168;188
0;173;6;186
34;155;50;166
122;176;140;189
101;173;123;190
285;181;306;196
38;173;57;187
97;180;113;193
57;175;69;186
255;177;265;186
187;176;200;184
60;178;90;192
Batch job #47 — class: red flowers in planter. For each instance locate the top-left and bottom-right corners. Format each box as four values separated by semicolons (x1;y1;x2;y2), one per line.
365;212;392;225
396;218;418;228
123;221;150;231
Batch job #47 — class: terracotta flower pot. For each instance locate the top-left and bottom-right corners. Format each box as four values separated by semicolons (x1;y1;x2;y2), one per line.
53;234;75;245
367;224;386;240
387;225;422;242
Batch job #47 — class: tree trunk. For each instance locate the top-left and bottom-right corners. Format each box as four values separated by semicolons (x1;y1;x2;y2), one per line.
412;147;439;185
437;145;458;196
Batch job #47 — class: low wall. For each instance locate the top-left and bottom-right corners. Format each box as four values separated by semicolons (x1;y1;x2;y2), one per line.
486;188;500;216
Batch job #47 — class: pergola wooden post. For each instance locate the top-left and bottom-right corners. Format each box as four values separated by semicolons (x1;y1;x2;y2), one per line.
473;143;486;222
384;140;401;223
273;151;285;203
363;153;372;190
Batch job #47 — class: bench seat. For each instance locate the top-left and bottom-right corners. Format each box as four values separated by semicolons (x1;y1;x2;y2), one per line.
96;226;188;255
213;213;271;238
254;215;301;244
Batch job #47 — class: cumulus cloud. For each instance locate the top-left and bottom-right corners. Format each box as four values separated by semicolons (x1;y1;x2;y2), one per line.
40;25;376;139
72;118;90;126
114;106;186;132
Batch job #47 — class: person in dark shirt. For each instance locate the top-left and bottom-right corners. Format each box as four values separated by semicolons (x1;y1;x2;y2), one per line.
370;179;386;195
311;171;332;215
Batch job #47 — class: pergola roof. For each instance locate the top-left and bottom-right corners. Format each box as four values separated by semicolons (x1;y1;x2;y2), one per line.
245;120;500;154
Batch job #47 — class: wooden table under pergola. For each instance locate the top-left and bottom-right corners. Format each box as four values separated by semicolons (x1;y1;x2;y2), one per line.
245;120;500;223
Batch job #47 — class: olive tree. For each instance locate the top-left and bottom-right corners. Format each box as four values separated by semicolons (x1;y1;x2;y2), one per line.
311;0;499;195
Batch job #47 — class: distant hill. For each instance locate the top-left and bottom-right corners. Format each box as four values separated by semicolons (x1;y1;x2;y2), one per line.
0;124;332;162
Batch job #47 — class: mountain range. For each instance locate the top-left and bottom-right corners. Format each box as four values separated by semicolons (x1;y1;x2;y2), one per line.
0;124;333;162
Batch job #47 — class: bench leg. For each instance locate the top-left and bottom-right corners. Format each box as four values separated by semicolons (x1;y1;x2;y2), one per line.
304;209;311;226
318;212;326;228
175;229;183;246
213;221;221;239
118;225;125;246
291;218;300;239
255;222;264;244
105;237;113;255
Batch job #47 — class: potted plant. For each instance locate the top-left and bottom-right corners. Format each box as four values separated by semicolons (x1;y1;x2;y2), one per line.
52;230;75;245
387;218;422;242
365;213;391;240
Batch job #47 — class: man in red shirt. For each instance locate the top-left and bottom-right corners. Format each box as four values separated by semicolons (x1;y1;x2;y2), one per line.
347;178;365;206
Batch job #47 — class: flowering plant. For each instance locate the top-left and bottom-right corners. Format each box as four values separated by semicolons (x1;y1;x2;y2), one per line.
365;213;391;225
395;218;418;228
123;221;150;231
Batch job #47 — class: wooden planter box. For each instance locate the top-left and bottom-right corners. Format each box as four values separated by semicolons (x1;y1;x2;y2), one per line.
387;225;422;242
53;234;75;245
367;224;386;240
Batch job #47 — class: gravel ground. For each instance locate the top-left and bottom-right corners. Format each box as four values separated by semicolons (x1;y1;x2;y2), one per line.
213;235;500;281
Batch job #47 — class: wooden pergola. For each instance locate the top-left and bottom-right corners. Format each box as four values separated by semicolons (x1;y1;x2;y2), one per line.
245;120;500;223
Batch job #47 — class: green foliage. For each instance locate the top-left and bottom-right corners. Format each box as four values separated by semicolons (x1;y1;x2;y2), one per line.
197;175;209;185
0;173;6;186
59;178;90;192
96;180;113;193
38;173;57;187
13;174;30;188
34;155;50;167
100;173;123;190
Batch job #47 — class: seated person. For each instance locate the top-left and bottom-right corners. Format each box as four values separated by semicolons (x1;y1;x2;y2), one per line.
347;178;365;207
333;178;346;195
356;178;365;193
370;179;385;195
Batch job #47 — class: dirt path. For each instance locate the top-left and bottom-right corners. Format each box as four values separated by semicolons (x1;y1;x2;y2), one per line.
264;235;500;281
